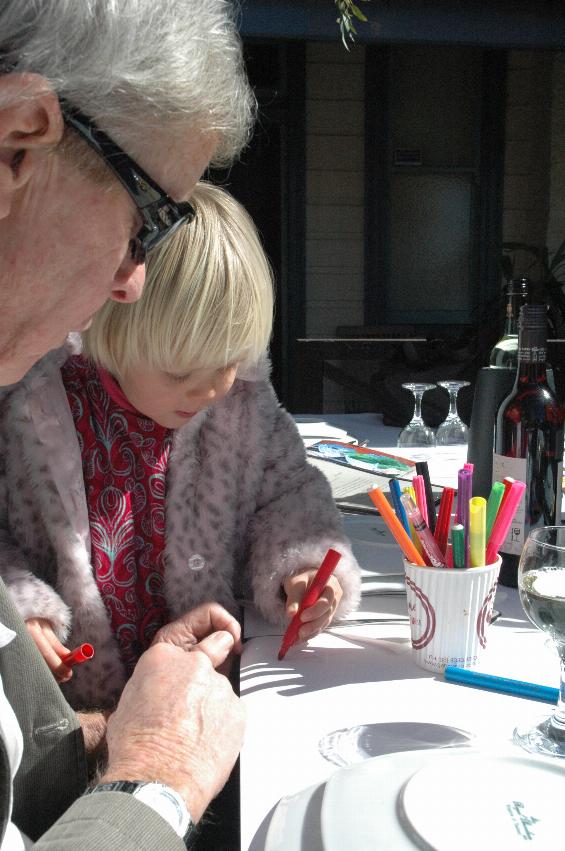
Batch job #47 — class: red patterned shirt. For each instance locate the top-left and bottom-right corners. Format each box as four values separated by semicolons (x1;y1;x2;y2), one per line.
61;355;172;674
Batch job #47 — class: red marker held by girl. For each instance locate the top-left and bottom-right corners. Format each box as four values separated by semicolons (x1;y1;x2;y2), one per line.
278;548;342;661
62;643;95;668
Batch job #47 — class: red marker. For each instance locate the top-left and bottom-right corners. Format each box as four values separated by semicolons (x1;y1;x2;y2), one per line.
62;643;95;668
278;548;342;661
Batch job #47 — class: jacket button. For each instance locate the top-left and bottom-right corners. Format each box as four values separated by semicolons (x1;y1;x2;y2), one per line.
188;554;206;571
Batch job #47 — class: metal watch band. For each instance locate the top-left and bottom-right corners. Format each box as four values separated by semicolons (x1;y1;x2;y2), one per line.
83;780;198;846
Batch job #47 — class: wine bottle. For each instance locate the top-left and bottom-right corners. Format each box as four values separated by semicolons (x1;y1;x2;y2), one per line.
493;304;564;587
489;277;529;368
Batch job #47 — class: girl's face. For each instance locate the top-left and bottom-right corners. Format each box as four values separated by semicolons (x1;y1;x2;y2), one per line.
119;361;238;428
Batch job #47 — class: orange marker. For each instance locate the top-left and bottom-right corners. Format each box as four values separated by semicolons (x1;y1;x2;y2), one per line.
368;486;425;566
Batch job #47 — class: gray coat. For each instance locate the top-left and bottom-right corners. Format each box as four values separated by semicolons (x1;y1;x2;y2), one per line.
0;342;361;709
0;579;186;850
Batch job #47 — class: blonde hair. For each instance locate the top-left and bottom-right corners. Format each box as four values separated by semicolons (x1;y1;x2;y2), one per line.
83;181;274;381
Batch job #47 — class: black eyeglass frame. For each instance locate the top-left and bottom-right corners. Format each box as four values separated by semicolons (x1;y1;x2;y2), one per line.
60;103;196;264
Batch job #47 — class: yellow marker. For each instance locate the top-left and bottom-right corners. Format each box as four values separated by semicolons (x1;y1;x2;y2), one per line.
469;496;486;567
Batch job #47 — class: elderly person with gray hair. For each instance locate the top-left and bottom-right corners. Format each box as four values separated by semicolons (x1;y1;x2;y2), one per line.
0;1;255;849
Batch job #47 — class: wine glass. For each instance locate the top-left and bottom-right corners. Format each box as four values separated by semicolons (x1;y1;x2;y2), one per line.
513;526;565;757
435;380;470;445
397;383;436;448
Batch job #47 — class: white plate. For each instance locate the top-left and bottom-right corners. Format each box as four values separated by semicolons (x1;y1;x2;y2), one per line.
399;751;565;850
320;749;431;851
321;749;565;851
264;780;325;851
265;750;438;851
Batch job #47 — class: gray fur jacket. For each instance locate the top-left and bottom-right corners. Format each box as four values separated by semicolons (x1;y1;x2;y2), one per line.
0;340;361;709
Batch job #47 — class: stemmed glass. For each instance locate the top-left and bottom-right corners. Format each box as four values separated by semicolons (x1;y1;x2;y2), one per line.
397;383;436;448
514;527;565;757
435;380;470;445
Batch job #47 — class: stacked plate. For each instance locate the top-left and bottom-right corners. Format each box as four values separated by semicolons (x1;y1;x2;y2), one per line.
265;748;565;850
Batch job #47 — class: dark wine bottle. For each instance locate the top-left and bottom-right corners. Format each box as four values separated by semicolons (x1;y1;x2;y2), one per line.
493;304;564;587
489;277;529;369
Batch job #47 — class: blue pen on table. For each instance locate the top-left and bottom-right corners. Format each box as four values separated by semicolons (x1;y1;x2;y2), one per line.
390;478;410;535
444;666;559;704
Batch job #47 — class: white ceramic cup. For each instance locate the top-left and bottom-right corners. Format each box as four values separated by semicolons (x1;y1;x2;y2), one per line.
403;556;502;673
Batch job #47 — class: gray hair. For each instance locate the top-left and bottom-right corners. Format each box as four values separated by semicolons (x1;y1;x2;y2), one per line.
0;0;255;165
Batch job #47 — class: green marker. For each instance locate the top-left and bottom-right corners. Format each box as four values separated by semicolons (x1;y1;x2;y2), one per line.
451;524;466;569
485;481;505;541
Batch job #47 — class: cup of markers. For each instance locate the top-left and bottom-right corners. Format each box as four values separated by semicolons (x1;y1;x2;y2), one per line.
369;464;526;673
403;556;502;672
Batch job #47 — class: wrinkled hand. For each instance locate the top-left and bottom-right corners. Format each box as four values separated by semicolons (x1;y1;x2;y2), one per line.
25;617;72;683
283;570;343;642
152;602;242;670
100;642;246;822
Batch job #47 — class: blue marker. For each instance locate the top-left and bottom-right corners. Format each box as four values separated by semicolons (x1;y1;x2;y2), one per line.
444;666;559;704
390;478;410;535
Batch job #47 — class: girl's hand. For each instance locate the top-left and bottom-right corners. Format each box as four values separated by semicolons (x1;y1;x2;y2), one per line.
25;617;73;683
283;570;343;641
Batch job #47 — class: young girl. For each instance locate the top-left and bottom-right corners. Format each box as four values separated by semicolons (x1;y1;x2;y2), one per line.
0;182;361;709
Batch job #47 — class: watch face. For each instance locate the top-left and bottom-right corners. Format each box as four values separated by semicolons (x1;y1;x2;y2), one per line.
86;780;194;841
133;783;191;838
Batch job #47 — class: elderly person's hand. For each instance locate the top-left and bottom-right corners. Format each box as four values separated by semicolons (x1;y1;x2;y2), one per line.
100;641;245;822
151;602;242;670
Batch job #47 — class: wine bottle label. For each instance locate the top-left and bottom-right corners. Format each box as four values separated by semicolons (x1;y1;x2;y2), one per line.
492;454;527;555
517;344;546;363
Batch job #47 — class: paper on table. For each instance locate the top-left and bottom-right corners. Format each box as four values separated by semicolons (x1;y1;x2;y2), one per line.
391;445;467;491
295;420;358;447
307;455;392;509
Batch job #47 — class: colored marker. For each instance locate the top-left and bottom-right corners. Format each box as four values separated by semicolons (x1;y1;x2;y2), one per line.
369;486;426;566
390;478;410;535
444;666;559;704
469;496;486;567
413;474;429;527
457;468;472;567
485;480;526;565
485;481;505;541
434;486;455;555
415;461;436;533
278;549;342;660
400;494;445;567
63;643;95;668
451;524;465;569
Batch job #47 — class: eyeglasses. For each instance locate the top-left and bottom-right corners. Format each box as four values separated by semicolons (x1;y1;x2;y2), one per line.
60;103;196;264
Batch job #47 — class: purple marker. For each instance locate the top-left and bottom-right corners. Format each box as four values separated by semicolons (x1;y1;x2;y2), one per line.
457;468;472;568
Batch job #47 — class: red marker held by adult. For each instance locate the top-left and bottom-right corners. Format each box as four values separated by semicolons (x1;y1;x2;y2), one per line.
62;643;95;668
278;548;342;661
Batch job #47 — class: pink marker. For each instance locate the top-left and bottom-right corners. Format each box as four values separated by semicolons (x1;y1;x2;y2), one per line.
413;475;429;526
400;494;445;567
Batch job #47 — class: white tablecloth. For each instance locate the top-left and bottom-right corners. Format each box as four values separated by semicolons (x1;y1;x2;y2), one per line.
239;424;559;850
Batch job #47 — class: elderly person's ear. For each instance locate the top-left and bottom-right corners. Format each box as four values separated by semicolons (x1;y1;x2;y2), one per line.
0;73;63;217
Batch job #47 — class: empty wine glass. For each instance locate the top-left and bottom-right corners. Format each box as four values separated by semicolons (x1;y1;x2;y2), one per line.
513;527;565;757
397;383;436;448
436;380;470;445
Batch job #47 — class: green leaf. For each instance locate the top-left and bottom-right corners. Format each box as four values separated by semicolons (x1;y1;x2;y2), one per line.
351;4;368;22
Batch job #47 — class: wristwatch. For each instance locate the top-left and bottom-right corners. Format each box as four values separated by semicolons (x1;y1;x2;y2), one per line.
84;780;197;845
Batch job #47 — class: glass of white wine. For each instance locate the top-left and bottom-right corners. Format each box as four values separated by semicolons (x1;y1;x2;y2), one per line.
514;526;565;757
